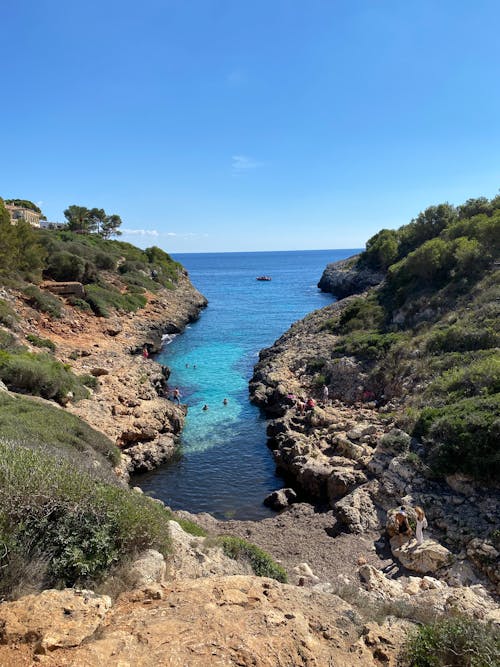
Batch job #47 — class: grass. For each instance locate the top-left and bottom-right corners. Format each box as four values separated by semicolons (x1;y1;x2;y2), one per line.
0;392;120;466
215;536;288;583
85;283;147;317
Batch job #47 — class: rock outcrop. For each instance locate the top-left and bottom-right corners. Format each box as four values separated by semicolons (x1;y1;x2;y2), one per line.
317;255;385;298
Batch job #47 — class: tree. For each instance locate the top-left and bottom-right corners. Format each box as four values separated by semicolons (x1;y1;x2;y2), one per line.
64;205;91;233
101;214;122;239
88;208;107;235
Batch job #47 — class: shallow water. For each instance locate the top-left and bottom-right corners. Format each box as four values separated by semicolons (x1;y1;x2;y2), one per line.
137;249;358;519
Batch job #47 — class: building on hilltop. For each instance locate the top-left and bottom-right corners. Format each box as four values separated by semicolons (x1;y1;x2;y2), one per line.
5;204;41;227
39;220;67;230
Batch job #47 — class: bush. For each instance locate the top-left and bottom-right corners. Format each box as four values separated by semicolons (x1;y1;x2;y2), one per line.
85;284;147;317
23;285;62;318
0;298;17;328
0;350;89;403
26;333;56;352
67;296;92;311
402;615;499;667
337;297;385;333
414;395;500;482
426;355;500;401
0;442;172;594
337;332;406;360
426;325;499;353
216;536;288;583
44;250;86;282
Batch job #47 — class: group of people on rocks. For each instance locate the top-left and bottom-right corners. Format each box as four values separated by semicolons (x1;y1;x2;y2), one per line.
286;393;317;414
394;506;428;545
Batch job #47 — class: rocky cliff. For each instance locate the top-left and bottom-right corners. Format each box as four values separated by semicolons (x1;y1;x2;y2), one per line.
1;270;207;476
317;255;385;298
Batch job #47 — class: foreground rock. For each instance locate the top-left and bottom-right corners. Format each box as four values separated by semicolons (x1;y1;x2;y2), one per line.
0;576;409;666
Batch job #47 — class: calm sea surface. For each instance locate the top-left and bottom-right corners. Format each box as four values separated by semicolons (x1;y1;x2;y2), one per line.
137;249;359;519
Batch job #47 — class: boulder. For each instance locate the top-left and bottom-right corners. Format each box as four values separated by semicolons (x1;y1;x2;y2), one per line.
264;487;298;510
335;484;380;534
0;589;111;651
327;468;368;501
124;549;166;587
358;564;404;599
390;537;452;574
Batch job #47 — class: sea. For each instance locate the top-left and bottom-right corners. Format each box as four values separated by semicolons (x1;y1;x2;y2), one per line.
137;249;359;520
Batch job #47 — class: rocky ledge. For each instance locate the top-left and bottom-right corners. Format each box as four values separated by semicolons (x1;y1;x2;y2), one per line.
317;255;385;298
14;271;207;477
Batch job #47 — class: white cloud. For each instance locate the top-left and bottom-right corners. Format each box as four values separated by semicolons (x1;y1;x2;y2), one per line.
121;228;160;237
232;154;261;172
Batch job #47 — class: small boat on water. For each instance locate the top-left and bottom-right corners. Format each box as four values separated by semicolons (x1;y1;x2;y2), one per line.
256;275;272;281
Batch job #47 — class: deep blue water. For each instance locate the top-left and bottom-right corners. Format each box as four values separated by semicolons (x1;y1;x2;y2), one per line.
137;249;359;519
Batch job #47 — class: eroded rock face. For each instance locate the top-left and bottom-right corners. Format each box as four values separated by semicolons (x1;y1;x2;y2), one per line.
0;589;111;652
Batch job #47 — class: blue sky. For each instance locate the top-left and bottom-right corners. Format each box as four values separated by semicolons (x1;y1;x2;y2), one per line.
2;1;500;252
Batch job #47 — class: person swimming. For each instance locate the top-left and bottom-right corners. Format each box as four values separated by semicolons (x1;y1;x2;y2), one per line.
202;404;209;411
223;398;228;405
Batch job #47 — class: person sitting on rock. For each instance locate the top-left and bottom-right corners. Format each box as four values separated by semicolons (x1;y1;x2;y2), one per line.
395;508;412;537
305;397;315;410
415;506;428;545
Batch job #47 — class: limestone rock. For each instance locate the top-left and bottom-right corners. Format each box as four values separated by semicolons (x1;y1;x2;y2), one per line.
335;484;381;534
327;467;368;501
264;487;298;510
0;589;111;651
358;564;405;599
124;549;166;587
390;536;452;574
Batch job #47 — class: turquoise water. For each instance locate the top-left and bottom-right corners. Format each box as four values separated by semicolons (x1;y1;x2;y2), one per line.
137;249;358;519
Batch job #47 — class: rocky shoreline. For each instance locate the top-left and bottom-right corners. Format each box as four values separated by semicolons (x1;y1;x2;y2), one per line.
245;293;499;597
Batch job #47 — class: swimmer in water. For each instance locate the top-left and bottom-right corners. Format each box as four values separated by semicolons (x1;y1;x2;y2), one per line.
202;404;209;411
223;398;228;405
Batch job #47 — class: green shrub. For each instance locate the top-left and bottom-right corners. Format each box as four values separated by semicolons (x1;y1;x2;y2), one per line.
414;395;500;482
337;297;385;333
26;333;56;352
44;250;86;282
67;297;92;312
23;285;62;318
426;325;499;353
0;350;89;403
426;355;500;401
337;331;405;360
80;374;99;389
216;536;288;583
0;331;21;353
0;442;172;594
0;298;17;328
402;615;499;667
85;284;147;317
